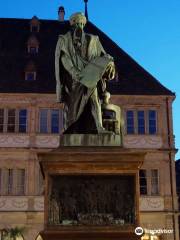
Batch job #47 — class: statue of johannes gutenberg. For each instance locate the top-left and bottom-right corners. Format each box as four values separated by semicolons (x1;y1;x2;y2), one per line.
55;12;115;134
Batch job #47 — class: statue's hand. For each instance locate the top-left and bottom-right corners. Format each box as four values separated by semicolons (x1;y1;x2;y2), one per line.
108;63;115;80
103;62;115;81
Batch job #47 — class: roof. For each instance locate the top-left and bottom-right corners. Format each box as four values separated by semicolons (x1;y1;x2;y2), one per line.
0;17;175;96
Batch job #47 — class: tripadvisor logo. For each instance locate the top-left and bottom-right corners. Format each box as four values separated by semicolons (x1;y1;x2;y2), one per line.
135;227;144;236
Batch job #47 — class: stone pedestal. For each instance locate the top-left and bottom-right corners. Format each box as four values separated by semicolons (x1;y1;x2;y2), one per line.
60;134;121;146
40;229;141;240
38;146;145;240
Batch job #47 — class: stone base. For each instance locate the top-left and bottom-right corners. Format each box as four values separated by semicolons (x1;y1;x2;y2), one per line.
60;134;121;146
40;229;140;240
38;146;145;240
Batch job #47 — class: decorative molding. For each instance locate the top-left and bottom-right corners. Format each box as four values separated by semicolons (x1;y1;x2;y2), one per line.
0;134;61;148
0;94;57;105
164;196;173;210
35;135;59;148
0;99;31;104
0;134;163;149
140;197;164;211
123;135;163;149
34;197;44;211
0;135;30;148
0;196;44;211
0;197;28;211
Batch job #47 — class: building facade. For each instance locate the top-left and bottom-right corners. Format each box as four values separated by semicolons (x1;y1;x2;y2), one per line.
176;159;180;240
0;12;179;240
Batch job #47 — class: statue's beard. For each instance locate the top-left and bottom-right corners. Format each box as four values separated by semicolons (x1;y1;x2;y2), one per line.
72;27;84;51
74;27;83;39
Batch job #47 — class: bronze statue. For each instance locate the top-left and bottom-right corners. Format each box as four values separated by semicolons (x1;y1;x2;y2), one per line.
55;12;115;134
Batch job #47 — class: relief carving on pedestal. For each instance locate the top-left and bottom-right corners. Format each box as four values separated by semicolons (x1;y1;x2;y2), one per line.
48;175;135;226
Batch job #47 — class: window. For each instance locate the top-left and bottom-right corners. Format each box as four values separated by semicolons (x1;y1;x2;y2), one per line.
126;109;157;135
39;109;63;133
40;109;48;133
7;109;16;132
19;109;27;133
139;169;160;196
7;169;13;195
138;111;145;134
1;169;26;196
148;110;157;134
31;26;39;32
30;16;40;32
25;61;36;80
151;169;159;195
126;110;134;134
0;109;28;133
25;72;36;81
139;170;147;195
51;109;60;133
29;46;38;54
16;169;25;195
0;109;4;132
27;35;39;53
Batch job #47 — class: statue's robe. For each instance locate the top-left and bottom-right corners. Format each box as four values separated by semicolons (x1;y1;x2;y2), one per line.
55;31;113;133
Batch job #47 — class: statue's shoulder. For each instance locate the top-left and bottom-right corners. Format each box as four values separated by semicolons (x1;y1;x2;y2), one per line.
57;31;71;43
86;33;99;41
58;31;71;38
85;34;100;46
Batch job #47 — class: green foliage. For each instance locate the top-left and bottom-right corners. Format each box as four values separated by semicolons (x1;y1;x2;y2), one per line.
3;226;25;240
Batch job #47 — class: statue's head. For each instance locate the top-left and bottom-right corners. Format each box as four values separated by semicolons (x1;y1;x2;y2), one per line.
69;12;87;30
